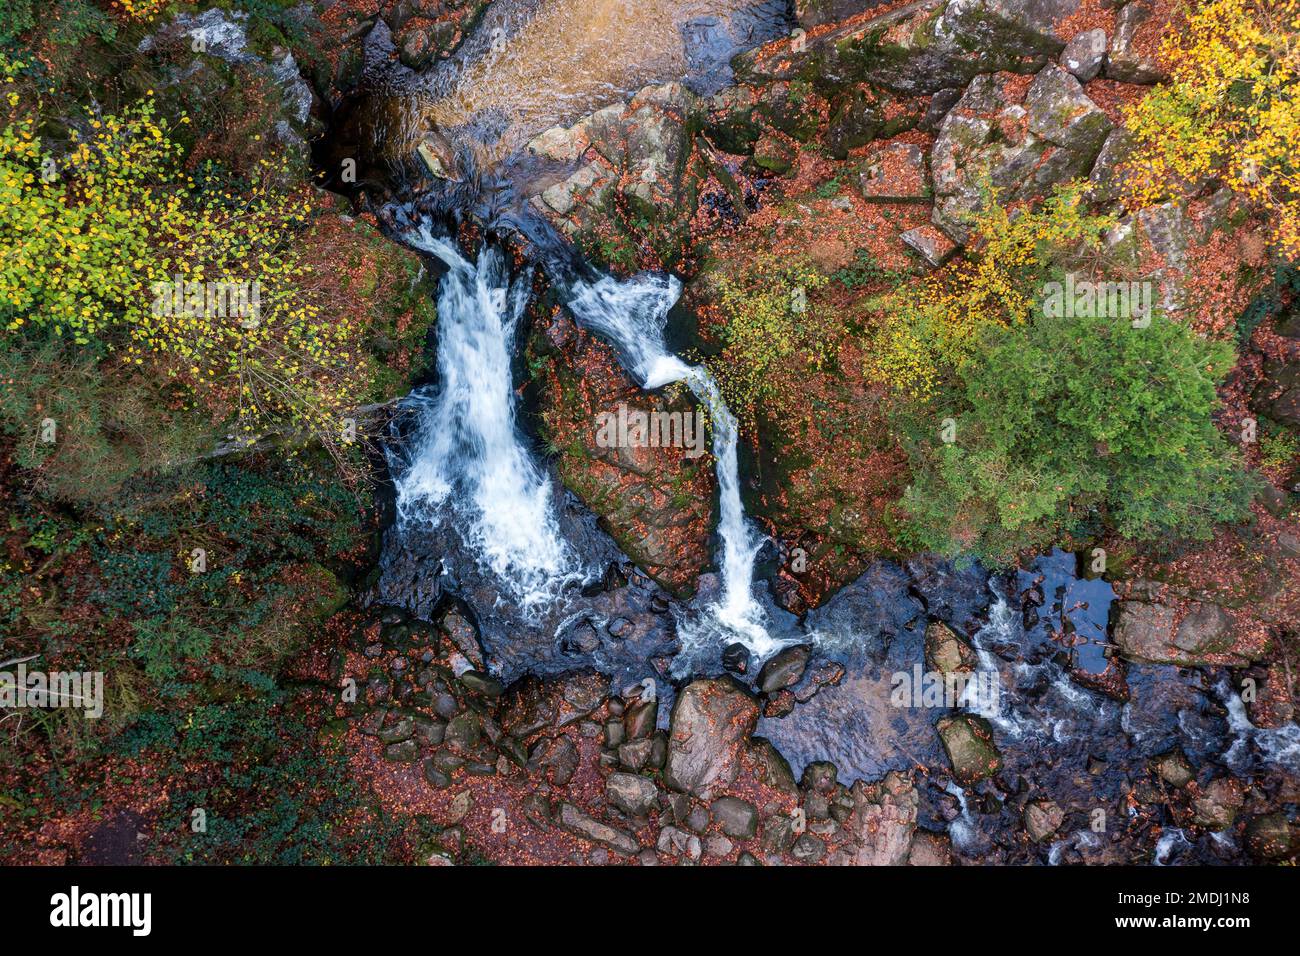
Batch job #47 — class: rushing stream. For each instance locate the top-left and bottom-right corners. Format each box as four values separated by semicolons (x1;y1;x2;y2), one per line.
355;0;1299;865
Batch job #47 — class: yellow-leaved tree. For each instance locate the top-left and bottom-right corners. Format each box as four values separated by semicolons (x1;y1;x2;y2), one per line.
1124;0;1300;254
1;57;366;457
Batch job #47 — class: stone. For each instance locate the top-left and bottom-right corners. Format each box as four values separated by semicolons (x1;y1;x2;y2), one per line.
1151;749;1194;788
711;797;759;839
1191;778;1245;831
531;735;580;786
443;712;482;752
557;803;639;855
540;163;612;217
383;739;419;762
528;124;589;163
657;825;702;861
794;0;876;29
607;772;659;817
936;714;1002;785
618;739;654;771
924;620;977;676
791;833;826;863
801;761;838;795
906;830;953;866
1106;1;1168;85
1024;800;1065;842
664;679;759;799
757;644;813;693
705;834;735;858
762;814;798;854
1059;28;1107;83
830;773;918;866
623;697;657;740
1245;813;1299;861
1025;66;1113;158
458;670;504;697
722;642;751;675
377;714;415;744
752;130;797;175
749;737;799;793
422;757;451;789
1173;604;1236;657
901;224;958;267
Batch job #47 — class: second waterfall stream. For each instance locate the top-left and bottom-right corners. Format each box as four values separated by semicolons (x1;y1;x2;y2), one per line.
388;218;781;658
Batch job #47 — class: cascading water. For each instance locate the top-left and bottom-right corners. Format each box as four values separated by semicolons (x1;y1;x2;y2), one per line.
387;221;581;612
565;274;780;657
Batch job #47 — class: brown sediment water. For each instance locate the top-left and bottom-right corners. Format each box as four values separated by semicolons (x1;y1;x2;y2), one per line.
401;0;788;167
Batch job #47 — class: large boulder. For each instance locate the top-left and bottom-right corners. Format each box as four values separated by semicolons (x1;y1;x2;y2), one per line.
664;679;760;799
1112;597;1254;666
830;772;919;866
1026;66;1113;158
936;714;1001;784
738;0;1079;98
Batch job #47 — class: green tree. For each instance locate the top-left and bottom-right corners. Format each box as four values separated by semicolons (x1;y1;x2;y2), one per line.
899;302;1257;563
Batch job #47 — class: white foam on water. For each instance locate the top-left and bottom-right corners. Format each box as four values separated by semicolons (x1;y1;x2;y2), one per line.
1219;678;1300;773
389;222;580;612
567;273;779;657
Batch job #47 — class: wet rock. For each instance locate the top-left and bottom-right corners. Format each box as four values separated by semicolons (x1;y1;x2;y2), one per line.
607;772;659;817
664;679;759;799
557;803;639;856
1150;749;1194;789
749;737;800;794
758;645;812;694
1024;800;1065;842
1245;813;1299;861
906;830;953;866
623;697;657;740
924;620;978;676
618;739;654;771
685;804;711;834
936;714;1002;785
1059;28;1107;83
830;773;918;866
440;609;485;672
1191;778;1245;831
711;797;759;839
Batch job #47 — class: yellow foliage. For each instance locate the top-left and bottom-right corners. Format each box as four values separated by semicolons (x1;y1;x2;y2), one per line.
867;182;1113;396
1;64;365;448
1124;0;1300;255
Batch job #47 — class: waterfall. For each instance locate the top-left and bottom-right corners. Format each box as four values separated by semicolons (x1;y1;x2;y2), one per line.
387;221;580;612
566;274;778;656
